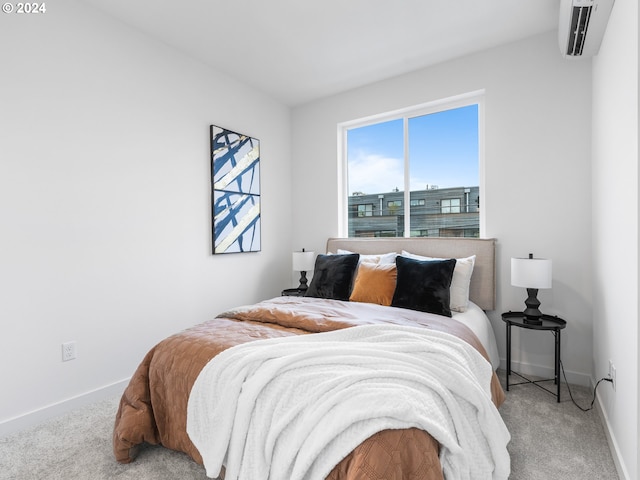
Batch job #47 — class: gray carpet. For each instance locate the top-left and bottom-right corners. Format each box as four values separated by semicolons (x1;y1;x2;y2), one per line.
497;372;619;480
0;372;619;480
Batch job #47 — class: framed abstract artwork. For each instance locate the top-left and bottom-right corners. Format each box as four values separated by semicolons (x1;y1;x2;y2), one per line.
210;125;261;254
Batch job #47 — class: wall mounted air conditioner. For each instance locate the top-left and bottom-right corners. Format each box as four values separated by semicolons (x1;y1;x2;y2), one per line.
559;0;614;58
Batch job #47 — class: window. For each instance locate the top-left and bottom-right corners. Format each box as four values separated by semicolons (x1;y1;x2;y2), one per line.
341;92;482;238
357;204;373;217
441;198;461;214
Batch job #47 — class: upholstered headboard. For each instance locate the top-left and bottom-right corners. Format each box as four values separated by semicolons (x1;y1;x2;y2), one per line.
326;237;497;311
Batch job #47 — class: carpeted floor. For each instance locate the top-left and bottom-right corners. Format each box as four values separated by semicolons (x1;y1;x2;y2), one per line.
0;372;619;480
497;372;619;480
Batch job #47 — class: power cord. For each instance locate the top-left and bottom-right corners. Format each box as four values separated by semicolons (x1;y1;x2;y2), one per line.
560;359;613;412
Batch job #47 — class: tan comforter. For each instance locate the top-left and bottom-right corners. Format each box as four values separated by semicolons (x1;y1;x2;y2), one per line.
113;296;505;479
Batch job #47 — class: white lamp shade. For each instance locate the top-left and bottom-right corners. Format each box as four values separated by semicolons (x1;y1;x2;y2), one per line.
511;257;552;289
292;251;315;272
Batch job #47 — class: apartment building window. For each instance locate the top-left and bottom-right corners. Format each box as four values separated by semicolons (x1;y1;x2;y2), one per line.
441;198;461;214
357;204;374;217
341;92;482;238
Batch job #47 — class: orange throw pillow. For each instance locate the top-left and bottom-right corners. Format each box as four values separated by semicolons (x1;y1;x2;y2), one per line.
349;262;397;306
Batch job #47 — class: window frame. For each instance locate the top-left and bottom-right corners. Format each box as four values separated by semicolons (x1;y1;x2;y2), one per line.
441;198;462;214
337;90;485;238
356;204;374;217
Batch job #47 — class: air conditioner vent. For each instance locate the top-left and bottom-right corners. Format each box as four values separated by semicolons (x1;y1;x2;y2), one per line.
559;0;614;59
566;6;593;56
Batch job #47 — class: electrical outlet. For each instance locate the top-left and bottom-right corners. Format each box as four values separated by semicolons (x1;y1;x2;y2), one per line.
62;341;77;362
610;363;616;391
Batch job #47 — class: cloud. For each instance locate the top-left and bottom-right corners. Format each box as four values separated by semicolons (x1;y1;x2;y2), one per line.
347;152;404;195
348;151;477;196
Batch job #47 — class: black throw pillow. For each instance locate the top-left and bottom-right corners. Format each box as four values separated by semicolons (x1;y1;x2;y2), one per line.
304;253;360;301
391;255;456;317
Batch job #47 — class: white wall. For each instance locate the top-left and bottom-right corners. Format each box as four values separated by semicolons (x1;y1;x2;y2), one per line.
0;0;292;433
592;0;639;478
292;31;594;385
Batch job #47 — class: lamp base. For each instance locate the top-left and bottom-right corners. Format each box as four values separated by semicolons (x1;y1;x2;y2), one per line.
523;315;543;325
522;288;543;325
297;271;308;291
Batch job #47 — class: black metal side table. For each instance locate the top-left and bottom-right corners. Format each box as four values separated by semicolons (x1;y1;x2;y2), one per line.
281;288;306;297
502;311;567;402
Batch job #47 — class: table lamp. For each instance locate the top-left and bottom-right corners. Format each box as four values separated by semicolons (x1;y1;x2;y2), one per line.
292;248;315;291
511;253;552;325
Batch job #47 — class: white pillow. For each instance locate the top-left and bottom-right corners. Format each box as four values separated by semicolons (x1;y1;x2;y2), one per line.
401;251;476;313
337;249;397;264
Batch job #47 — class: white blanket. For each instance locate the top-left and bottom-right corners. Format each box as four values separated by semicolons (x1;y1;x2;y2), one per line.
187;324;510;480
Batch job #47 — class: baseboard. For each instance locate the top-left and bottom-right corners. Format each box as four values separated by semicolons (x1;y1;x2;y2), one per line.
499;358;591;387
0;378;130;438
595;389;631;480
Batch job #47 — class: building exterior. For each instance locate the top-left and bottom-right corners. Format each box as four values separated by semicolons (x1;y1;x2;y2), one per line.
348;186;479;238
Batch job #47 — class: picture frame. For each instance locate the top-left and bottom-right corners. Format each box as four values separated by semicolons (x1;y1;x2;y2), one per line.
210;125;261;254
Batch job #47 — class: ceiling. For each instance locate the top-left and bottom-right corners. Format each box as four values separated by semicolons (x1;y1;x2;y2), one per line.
80;0;560;106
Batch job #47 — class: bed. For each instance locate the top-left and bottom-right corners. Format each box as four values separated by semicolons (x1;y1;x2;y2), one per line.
113;237;509;479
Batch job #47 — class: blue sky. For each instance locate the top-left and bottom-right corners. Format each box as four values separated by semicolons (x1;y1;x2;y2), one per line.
347;104;479;195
